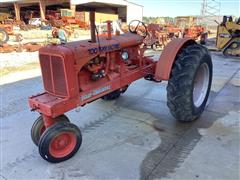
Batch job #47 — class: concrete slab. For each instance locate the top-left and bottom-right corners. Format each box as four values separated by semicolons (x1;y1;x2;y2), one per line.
0;52;239;180
160;110;240;180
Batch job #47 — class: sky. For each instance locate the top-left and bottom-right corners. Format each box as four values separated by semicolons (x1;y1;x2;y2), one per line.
130;0;240;17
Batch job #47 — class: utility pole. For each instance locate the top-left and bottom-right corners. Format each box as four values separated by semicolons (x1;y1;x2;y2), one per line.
199;0;221;30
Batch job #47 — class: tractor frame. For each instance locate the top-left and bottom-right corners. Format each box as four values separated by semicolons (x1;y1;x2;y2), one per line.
28;5;212;163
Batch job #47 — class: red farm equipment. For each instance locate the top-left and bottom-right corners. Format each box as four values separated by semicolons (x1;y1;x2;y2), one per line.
165;25;182;38
28;4;213;163
60;9;89;29
0;16;14;43
144;23;170;48
183;25;208;44
0;24;13;43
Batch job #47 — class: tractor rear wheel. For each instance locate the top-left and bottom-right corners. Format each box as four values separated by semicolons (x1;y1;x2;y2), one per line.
38;122;82;163
31;115;70;146
167;44;212;122
102;85;129;100
0;28;9;43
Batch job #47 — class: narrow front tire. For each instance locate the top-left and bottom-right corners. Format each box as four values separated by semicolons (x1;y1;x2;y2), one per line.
31;115;70;146
38;122;82;163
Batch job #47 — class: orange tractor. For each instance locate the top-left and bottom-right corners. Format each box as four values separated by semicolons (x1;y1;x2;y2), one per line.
0;15;14;43
28;4;213;163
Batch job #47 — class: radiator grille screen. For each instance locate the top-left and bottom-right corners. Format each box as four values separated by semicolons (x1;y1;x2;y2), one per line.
39;54;67;97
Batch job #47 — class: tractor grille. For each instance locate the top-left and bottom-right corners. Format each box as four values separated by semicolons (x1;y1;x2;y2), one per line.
40;54;67;97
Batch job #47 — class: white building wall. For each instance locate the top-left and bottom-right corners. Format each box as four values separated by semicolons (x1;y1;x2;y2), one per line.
71;0;143;24
126;2;143;24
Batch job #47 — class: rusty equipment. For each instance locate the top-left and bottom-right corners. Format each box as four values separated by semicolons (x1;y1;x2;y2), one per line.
165;25;182;38
0;24;13;43
216;16;240;56
183;25;208;45
61;16;89;29
0;13;23;43
60;9;89;29
144;23;170;48
0;42;42;53
28;5;213;163
144;24;183;48
144;23;208;48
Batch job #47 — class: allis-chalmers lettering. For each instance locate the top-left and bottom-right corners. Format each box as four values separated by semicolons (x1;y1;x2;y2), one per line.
81;85;111;101
88;44;120;54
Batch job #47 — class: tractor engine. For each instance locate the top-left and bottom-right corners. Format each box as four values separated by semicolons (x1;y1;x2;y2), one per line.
85;56;106;80
35;32;143;104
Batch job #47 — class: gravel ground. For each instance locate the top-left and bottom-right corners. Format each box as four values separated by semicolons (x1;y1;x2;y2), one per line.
9;28;90;44
0;28;91;76
0;51;39;69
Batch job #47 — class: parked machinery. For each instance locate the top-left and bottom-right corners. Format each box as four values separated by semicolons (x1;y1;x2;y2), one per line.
183;25;208;45
60;9;89;29
143;23;180;48
143;23;168;48
28;4;213;163
145;23;208;48
0;13;13;43
216;16;240;56
0;26;11;43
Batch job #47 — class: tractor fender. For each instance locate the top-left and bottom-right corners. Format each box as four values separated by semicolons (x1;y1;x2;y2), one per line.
154;38;196;81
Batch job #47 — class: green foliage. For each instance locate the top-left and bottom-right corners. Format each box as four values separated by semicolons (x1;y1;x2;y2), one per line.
143;16;175;25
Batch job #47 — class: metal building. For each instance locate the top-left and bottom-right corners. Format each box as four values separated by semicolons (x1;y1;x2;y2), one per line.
0;0;143;23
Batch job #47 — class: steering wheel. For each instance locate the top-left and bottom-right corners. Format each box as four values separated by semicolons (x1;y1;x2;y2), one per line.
128;20;148;38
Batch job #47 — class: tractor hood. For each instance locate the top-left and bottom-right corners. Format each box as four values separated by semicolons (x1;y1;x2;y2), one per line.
39;33;143;61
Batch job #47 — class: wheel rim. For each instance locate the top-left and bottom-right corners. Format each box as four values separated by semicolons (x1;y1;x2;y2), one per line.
49;132;77;158
193;63;210;107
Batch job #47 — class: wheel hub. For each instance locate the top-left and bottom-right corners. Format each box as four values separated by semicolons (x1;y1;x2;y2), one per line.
193;63;210;107
49;132;77;158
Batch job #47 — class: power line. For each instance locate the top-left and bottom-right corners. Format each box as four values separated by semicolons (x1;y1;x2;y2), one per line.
199;0;221;29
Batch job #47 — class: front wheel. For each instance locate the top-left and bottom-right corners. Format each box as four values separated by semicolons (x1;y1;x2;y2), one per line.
31;115;70;146
167;44;212;122
38;122;82;163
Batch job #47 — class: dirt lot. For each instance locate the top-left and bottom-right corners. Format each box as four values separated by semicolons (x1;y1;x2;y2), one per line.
0;28;91;77
0;47;239;179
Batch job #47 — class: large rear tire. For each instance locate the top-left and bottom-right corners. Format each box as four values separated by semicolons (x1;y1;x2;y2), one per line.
167;44;212;122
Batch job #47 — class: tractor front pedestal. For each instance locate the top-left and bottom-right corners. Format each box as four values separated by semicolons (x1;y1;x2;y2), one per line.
31;112;82;163
42;115;55;128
